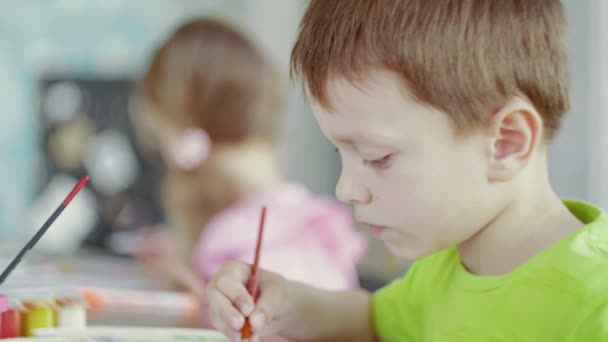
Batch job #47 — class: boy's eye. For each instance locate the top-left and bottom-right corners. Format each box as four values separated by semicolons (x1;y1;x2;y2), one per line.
363;154;392;168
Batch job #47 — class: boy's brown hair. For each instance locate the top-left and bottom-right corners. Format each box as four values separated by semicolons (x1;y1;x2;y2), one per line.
291;0;570;138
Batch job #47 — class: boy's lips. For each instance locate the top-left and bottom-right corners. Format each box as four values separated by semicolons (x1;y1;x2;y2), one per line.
356;216;388;236
360;221;386;236
369;225;386;236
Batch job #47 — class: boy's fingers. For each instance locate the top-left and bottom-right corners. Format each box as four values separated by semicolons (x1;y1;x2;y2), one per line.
211;319;241;342
248;315;284;339
221;260;252;282
208;288;245;326
207;292;246;334
213;262;256;315
220;303;245;330
208;263;283;338
248;286;283;332
216;276;255;316
252;279;288;325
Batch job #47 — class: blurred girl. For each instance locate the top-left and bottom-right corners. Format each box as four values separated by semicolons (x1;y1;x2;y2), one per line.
132;17;367;332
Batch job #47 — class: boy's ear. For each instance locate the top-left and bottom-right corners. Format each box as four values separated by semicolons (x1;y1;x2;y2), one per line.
485;97;543;182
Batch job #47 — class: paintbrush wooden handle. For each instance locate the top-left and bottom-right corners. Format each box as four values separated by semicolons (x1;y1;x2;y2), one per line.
240;206;267;341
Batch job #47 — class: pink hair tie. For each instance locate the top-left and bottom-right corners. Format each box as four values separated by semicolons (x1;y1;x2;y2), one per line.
172;127;211;171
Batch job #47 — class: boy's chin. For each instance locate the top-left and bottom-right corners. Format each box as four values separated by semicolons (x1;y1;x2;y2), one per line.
384;239;437;262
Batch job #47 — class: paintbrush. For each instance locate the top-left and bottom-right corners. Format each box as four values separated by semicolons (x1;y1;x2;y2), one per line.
241;206;267;342
0;176;90;285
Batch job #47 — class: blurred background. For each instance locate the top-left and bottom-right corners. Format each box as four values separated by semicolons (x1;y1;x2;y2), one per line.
0;0;606;324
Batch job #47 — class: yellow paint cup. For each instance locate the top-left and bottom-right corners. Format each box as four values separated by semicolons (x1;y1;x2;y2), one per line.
20;301;55;336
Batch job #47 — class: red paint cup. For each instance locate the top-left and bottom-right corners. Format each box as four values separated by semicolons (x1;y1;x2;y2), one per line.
0;309;21;338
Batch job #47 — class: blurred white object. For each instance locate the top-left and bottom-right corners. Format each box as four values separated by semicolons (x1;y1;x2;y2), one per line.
79;287;200;327
25;174;97;254
84;129;138;195
43;81;83;124
106;230;142;255
55;303;86;328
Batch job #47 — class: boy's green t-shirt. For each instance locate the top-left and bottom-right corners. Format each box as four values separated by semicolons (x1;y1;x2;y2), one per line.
372;200;608;341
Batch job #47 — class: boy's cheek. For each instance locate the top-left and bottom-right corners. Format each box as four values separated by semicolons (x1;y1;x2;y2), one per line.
373;194;427;226
375;183;448;228
371;176;421;211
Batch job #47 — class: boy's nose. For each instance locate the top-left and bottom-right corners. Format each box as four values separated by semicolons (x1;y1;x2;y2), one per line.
335;173;371;204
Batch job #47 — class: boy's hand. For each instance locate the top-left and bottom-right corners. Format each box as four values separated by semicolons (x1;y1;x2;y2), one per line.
206;260;291;342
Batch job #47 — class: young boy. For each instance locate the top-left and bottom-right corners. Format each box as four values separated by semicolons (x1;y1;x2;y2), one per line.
206;1;608;341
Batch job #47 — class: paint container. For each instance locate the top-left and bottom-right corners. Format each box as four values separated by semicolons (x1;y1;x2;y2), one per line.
0;294;20;339
0;308;21;338
20;299;55;337
54;297;86;328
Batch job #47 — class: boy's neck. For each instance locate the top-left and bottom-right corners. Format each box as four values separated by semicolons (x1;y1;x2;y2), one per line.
457;159;583;276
